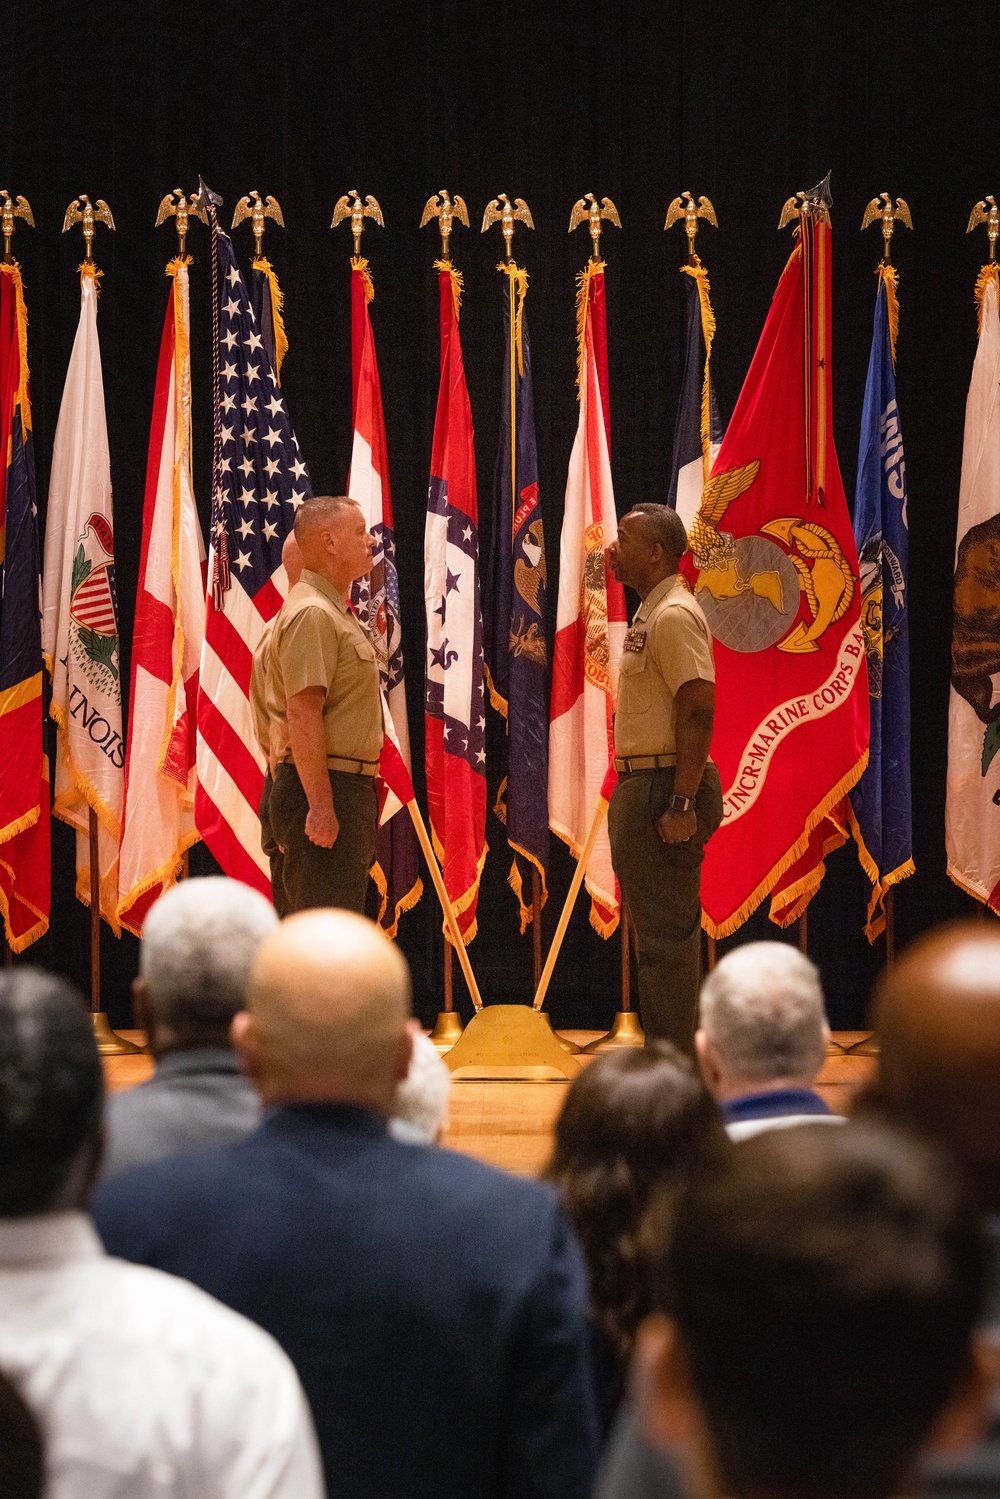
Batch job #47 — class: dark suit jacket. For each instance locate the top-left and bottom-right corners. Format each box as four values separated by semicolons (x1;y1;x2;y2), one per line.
93;1103;599;1499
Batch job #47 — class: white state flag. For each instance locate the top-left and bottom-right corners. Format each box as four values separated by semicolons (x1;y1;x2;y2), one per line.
946;267;1000;910
42;266;124;929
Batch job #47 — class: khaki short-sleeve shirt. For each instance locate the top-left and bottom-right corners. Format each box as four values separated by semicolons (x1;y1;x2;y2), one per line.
250;618;274;759
613;574;715;758
267;569;384;764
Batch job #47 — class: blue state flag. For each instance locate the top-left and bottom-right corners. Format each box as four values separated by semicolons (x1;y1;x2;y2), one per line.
485;263;549;932
849;268;914;939
667;260;723;524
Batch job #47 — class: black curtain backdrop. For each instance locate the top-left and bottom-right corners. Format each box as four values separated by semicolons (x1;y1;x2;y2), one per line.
3;0;995;1030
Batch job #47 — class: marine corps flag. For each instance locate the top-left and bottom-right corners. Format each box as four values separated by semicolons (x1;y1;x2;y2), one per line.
668;259;723;527
424;262;487;942
348;256;422;937
117;258;206;934
848;266;913;939
686;189;868;936
946;261;1000;910
0;261;49;950
485;261;549;932
42;264;124;931
549;262;627;935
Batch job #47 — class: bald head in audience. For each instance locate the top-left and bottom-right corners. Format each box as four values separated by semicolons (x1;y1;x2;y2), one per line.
875;919;1000;1214
233;909;413;1113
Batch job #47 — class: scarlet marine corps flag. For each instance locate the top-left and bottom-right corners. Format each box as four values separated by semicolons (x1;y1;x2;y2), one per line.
424;261;487;943
685;182;868;936
117;258;206;934
549;260;627;935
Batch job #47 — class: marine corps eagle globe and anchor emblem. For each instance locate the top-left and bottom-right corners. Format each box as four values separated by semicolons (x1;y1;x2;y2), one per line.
689;461;854;654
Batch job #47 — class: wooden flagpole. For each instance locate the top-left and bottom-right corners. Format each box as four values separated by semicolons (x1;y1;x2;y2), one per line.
405;798;483;1012
532;793;606;1011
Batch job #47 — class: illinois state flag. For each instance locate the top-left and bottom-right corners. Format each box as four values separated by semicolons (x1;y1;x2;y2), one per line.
42;264;124;931
118;258;206;934
348;256;422;936
848;266;913;939
549;262;627;935
485;261;549;932
424;262;487;942
686;207;868;935
0;260;49;950
946;262;1000;910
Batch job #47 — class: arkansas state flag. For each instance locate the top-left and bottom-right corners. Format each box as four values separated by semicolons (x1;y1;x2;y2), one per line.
118;257;206;934
348;256;422;936
548;262;627;935
686;204;868;936
0;260;49;951
946;262;1000;910
424;262;487;943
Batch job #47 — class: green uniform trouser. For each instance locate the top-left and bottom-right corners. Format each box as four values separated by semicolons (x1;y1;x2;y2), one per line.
258;770;290;919
268;764;378;916
608;762;723;1052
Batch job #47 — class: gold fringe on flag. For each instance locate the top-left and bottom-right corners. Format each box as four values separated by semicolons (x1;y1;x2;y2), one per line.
575;259;606;396
351;254;375;304
877;262;900;368
433;259;463;319
251;255;289;381
680;256;718;481
975;261;1000;338
78;262;103;295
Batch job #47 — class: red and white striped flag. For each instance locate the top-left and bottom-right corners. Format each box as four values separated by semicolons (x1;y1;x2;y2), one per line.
548;262;627;935
348;257;422;935
118;259;206;933
195;205;310;894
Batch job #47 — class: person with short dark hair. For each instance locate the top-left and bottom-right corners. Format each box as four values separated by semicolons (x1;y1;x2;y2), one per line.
546;1043;724;1429
607;505;722;1049
0;967;323;1499
627;1121;992;1499
102;876;276;1178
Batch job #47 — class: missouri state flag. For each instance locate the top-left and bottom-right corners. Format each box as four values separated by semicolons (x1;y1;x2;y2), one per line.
348;256;422;936
668;257;724;528
118;257;206;934
684;198;868;935
848;265;913;939
0;260;49;950
424;262;487;943
485;260;549;932
549;261;627;935
946;261;1000;910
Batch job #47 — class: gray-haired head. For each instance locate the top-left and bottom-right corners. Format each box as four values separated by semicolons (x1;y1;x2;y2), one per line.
140;877;278;1045
389;1029;451;1145
0;968;103;1216
698;941;828;1086
625;504;689;560
292;494;359;545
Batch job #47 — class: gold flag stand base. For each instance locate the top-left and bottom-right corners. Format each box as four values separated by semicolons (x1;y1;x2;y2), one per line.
539;1012;583;1054
581;1011;645;1054
444;1005;583;1081
429;1011;464;1054
91;1012;144;1056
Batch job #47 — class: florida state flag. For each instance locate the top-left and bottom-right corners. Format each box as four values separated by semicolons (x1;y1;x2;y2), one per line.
424;263;487;943
548;262;627;934
687;194;868;936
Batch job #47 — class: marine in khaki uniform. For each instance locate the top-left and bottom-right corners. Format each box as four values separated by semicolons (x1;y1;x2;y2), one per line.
607;504;722;1050
249;532;304;917
265;496;384;915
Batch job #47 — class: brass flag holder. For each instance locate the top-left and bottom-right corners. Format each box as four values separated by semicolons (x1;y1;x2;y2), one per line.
62;196;140;1058
331;190;384;254
231;189;284;255
155;189;207;256
664;191;717;265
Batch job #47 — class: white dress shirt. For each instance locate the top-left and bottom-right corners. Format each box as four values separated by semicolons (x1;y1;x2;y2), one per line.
0;1212;324;1499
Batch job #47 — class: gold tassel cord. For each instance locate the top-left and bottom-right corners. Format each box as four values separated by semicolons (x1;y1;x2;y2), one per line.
251;256;289;382
575;259;606;397
0;263;31;422
351;254;375;304
975;262;1000;339
433;260;463;320
877;262;900;368
681;257;718;482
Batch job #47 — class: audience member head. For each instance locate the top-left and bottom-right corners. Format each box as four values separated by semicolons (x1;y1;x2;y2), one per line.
281;528;304;590
696;941;828;1101
389;1025;451;1145
136;877;278;1057
0;969;103;1218
0;1368;43;1499
638;1120;991;1499
874;919;1000;1215
545;1042;724;1361
236;909;413;1113
293;495;373;591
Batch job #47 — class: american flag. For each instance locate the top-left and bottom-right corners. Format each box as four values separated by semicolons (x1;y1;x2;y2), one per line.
195;207;312;893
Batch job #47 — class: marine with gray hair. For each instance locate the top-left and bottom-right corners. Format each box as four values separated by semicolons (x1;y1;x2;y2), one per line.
101;876;277;1178
694;940;842;1138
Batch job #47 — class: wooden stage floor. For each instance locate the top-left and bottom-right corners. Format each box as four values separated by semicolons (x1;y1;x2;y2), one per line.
104;1030;877;1178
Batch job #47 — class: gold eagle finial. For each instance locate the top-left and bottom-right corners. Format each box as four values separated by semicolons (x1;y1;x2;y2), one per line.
155;189;208;255
481;194;534;260
569;193;621;261
664;192;718;263
331;191;384;255
861;193;912;264
62;196;116;261
419;191;470;261
231;191;285;256
967;196;999;262
0;191;33;262
778;172;833;231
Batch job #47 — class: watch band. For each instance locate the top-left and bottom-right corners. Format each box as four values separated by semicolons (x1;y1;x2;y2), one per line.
668;792;694;814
